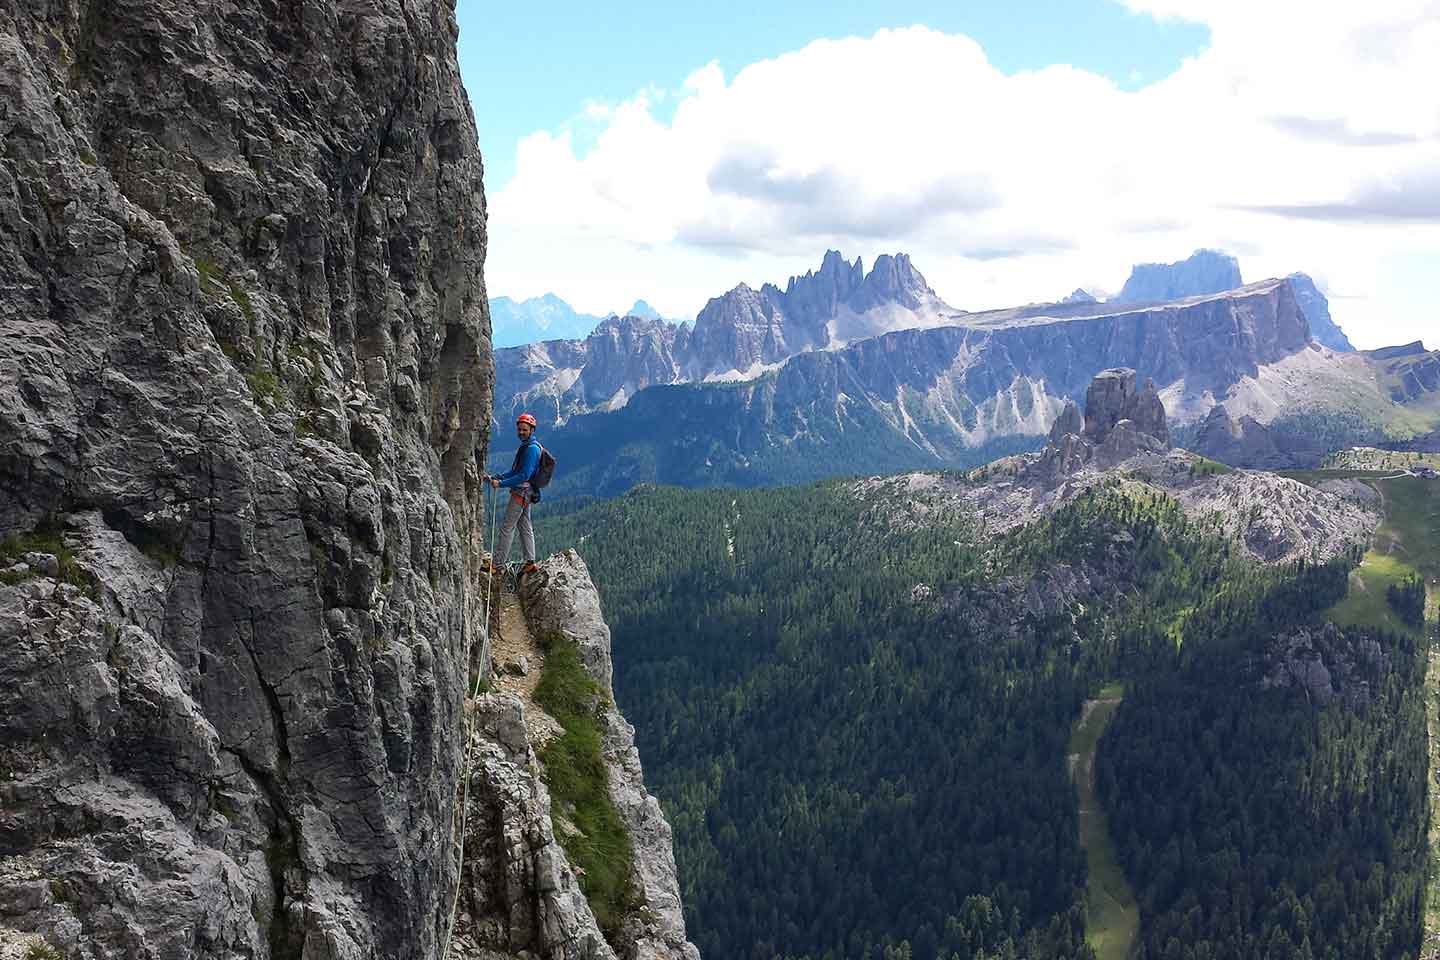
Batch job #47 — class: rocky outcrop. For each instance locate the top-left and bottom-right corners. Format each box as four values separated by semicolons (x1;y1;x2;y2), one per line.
856;366;1379;566
1048;401;1083;442
519;552;700;960
1287;273;1353;352
1115;249;1243;303
1364;341;1440;404
1192;404;1324;469
1062;288;1098;304
1034;369;1169;487
1261;623;1385;706
0;0;496;956
1082;369;1169;447
448;694;617;960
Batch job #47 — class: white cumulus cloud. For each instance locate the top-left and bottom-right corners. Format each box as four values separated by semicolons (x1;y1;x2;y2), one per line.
487;5;1440;348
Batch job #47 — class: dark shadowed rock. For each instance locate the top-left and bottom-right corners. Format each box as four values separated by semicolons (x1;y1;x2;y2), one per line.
1192;404;1324;469
1083;369;1137;441
1116;249;1243;303
1032;369;1170;486
1049;400;1083;442
1261;622;1384;707
1287;273;1353;351
1132;378;1169;446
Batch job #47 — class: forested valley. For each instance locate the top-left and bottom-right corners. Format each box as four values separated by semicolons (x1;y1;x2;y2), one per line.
538;478;1428;959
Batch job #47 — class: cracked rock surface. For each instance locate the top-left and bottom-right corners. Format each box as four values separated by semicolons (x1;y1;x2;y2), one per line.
520;552;701;960
446;554;698;960
0;0;492;956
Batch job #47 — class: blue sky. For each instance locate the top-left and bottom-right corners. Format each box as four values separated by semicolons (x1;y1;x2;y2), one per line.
457;0;1209;193
457;0;1440;350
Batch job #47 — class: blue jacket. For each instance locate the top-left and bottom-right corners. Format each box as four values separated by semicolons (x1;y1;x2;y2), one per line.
496;437;540;490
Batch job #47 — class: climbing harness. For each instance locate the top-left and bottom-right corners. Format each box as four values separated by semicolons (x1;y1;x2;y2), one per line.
441;481;501;960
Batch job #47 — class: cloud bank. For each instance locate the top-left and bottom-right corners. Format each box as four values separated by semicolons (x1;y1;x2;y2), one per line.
488;1;1440;349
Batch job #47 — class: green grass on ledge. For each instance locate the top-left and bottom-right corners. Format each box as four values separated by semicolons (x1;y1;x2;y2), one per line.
533;632;639;941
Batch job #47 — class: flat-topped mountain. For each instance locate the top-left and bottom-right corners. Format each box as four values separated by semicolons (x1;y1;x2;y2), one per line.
1364;341;1440;402
1115;249;1243;303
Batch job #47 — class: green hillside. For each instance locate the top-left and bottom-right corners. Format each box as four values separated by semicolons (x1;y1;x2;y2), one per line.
539;476;1426;959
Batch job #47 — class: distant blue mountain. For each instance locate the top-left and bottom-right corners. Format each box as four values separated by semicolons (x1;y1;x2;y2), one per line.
489;294;681;348
488;294;604;348
625;299;668;323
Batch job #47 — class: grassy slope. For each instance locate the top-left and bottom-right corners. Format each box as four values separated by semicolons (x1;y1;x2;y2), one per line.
1301;473;1440;951
1281;469;1440;950
1070;683;1138;960
1375;478;1440;954
1276;470;1435;636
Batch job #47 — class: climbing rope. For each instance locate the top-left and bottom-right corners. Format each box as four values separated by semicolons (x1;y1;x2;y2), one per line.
441;479;501;960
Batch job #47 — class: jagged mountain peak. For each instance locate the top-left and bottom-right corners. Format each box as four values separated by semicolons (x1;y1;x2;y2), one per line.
851;252;938;311
626;298;665;321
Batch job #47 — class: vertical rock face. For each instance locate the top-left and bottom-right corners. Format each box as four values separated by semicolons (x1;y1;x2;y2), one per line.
1081;369;1168;448
0;1;491;957
1115;249;1243;303
1035;369;1172;485
1287;273;1353;352
519;553;701;960
578;317;685;410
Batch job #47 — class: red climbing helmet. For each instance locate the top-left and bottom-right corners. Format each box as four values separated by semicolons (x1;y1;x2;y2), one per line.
516;413;537;428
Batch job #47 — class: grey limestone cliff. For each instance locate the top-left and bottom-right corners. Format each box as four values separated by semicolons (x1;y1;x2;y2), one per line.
518;553;699;960
0;2;694;959
1;0;491;955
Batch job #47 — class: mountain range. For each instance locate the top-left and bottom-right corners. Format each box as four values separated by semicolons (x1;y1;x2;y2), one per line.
489;293;679;348
493;250;1437;493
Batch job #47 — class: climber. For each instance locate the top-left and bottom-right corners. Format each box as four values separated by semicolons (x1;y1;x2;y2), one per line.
481;413;542;578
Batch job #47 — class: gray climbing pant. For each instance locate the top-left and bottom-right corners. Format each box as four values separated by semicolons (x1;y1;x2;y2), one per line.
495;493;535;565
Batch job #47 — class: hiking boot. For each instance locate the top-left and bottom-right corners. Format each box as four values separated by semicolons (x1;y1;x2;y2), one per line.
520;561;540;578
479;559;501;576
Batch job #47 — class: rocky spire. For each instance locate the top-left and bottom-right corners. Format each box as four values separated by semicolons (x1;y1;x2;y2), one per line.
1082;368;1169;448
1049;400;1083;442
